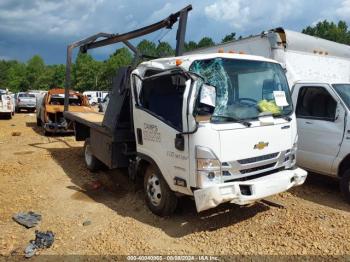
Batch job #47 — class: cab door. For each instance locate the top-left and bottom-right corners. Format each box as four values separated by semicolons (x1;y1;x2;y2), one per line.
292;84;345;175
132;71;192;194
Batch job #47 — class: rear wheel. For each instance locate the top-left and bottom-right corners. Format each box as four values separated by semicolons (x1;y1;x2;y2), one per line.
340;169;350;204
143;164;177;216
36;117;42;127
84;138;101;171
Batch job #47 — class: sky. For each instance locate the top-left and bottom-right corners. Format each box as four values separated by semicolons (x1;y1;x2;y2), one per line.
0;0;350;64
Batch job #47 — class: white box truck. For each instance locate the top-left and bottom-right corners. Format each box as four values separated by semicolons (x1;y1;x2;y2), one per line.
64;8;307;216
188;28;350;202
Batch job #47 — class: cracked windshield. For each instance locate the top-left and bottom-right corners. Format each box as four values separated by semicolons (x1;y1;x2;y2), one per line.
190;58;293;122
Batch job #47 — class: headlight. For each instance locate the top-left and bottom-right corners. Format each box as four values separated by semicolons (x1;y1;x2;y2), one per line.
196;146;222;188
197;159;220;171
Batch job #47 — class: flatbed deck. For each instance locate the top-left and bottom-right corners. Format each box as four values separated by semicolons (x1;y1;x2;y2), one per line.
64;111;105;129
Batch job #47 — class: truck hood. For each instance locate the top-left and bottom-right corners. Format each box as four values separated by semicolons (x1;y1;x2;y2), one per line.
216;122;293;162
45;105;94;113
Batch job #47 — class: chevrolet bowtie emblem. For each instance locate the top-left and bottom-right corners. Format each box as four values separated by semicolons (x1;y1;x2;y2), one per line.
254;142;269;150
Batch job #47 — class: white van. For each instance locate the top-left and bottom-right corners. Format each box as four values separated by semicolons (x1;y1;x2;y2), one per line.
83;91;109;105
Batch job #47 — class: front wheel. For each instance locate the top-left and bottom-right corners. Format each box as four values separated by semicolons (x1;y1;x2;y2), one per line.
340;169;350;204
84;138;101;171
143;165;177;216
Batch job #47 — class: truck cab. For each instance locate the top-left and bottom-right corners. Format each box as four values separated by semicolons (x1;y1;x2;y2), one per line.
129;53;307;214
66;53;308;216
292;82;350;201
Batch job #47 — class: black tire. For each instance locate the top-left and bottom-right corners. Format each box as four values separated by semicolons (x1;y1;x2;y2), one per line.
44;129;50;136
84;138;101;171
340;169;350;204
143;164;177;216
36;118;42;127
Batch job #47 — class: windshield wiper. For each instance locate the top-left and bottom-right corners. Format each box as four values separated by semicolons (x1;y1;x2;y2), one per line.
258;112;292;122
212;115;252;127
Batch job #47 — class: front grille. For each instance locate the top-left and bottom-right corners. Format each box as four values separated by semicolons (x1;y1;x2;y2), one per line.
224;167;284;183
238;153;279;164
240;162;276;174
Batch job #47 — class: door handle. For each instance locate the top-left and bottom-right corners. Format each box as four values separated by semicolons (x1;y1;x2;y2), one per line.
305;121;313;124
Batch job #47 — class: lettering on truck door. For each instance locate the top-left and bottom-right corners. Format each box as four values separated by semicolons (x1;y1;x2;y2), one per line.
132;71;191;193
294;84;345;174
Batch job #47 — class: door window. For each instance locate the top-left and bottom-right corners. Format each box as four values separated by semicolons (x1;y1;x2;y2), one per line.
296;86;337;121
139;73;187;131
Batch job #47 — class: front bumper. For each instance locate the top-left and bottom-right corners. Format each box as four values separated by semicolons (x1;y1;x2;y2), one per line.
43;123;73;133
18;105;36;109
193;167;307;212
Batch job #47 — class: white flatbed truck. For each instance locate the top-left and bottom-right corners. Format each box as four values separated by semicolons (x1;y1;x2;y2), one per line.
190;28;350;202
64;8;307;216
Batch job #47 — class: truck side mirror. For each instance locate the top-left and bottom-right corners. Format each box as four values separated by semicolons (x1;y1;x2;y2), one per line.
195;84;216;122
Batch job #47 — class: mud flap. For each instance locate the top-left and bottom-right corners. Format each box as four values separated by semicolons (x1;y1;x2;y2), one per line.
194;187;223;212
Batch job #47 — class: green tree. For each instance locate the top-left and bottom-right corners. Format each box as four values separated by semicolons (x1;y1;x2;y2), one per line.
99;47;133;89
50;64;66;88
184;41;198;52
26;55;45;90
156;42;174;57
197;37;215;48
73;53;100;92
221;32;236;43
0;60;18;89
302;20;350;44
137;40;157;57
7;62;29;92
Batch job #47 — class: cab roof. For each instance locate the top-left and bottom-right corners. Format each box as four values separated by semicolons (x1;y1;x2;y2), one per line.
139;53;280;71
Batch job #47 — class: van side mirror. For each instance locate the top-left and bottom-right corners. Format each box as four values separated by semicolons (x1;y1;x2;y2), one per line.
195;84;216;122
335;105;341;121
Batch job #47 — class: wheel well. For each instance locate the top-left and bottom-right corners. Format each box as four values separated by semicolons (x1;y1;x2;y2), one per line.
137;159;150;177
338;154;350;177
136;154;162;178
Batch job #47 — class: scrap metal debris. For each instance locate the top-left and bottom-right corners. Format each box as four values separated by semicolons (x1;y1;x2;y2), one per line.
24;230;55;258
13;212;42;228
260;199;285;209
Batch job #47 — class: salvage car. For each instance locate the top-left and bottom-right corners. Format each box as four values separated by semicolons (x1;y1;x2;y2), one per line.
36;88;94;135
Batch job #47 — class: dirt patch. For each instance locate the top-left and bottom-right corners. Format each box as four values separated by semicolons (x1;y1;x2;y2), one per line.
0;114;349;257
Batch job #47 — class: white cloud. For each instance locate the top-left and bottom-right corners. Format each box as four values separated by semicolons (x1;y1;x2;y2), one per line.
0;0;105;36
204;0;303;30
0;55;11;61
336;0;350;19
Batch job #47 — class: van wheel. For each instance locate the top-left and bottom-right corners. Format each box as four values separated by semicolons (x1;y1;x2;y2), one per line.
36;118;42;127
84;138;101;171
143;164;177;216
340;169;350;204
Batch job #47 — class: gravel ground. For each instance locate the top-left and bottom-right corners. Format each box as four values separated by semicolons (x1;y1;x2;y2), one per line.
0;113;350;258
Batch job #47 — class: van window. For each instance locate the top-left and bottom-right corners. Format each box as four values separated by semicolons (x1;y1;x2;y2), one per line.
139;73;186;130
296;86;337;121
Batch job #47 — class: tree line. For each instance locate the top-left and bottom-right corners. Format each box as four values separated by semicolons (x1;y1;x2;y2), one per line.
1;20;349;93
